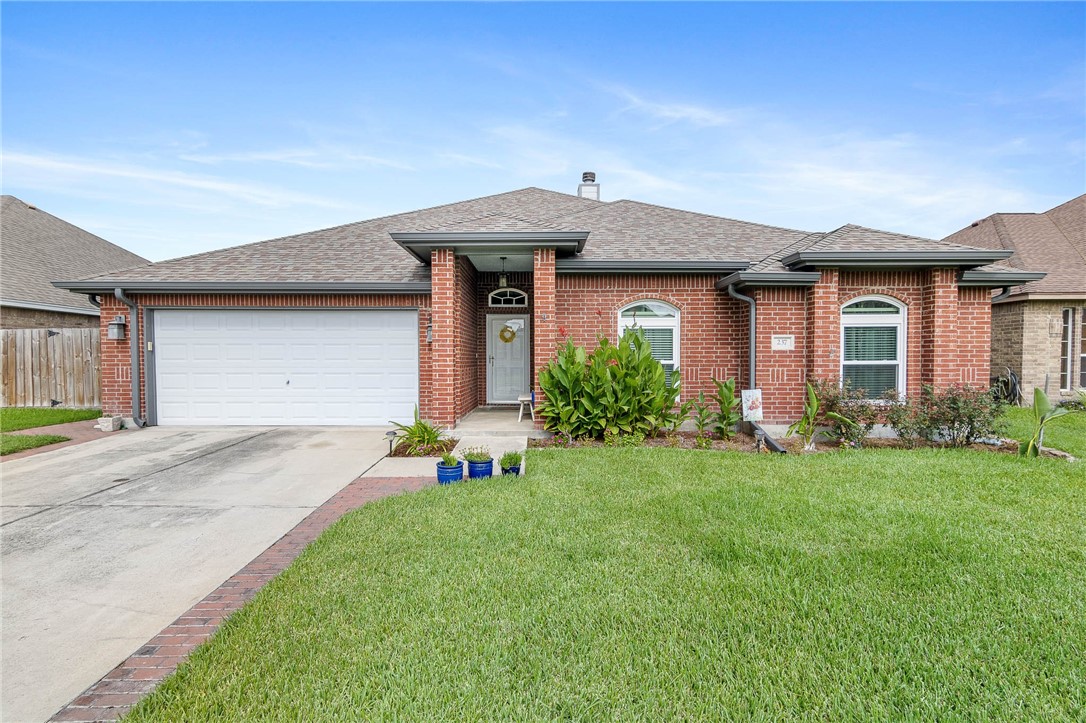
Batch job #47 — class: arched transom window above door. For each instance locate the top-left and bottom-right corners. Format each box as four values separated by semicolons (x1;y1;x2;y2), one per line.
488;288;528;307
619;300;680;385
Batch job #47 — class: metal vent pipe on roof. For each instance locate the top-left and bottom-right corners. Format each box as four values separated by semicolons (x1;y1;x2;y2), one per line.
582;171;596;183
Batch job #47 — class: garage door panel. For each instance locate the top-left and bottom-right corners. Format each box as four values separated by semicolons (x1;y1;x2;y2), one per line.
153;309;418;425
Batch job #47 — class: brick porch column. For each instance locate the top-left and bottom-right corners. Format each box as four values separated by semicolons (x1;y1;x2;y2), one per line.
806;268;839;383
429;248;457;426
921;267;959;389
532;248;557;412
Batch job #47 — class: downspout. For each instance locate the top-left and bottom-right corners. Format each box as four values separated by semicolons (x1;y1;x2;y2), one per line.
114;288;146;427
87;294;100;309
727;284;756;389
991;286;1012;303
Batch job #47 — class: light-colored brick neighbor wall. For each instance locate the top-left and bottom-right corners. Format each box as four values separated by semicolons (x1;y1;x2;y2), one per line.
999;299;1086;400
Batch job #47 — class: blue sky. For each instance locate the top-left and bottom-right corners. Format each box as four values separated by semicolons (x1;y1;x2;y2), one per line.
2;2;1083;262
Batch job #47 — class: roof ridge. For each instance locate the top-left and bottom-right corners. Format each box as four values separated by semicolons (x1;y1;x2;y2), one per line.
85;187;578;277
602;198;813;235
3;195;150;264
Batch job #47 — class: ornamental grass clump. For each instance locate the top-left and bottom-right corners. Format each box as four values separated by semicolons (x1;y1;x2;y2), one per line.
537;329;683;440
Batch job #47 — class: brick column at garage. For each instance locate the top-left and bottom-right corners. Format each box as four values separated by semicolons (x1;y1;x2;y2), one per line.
806;268;838;382
98;295;133;418
532;248;557;425
921;267;959;389
429;248;458;427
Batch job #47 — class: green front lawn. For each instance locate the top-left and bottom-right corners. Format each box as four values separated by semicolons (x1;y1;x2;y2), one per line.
0;433;70;455
0;407;100;432
130;448;1084;721
1000;406;1086;458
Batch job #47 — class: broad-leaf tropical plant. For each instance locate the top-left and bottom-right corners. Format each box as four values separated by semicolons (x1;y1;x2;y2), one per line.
787;382;821;452
1018;388;1080;457
709;377;742;440
389;405;447;456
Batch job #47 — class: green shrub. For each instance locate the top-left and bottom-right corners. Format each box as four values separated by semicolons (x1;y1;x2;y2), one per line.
690;392;714;437
710;377;742;440
812;379;878;448
390;406;447;456
884;385;1004;448
537;329;683;440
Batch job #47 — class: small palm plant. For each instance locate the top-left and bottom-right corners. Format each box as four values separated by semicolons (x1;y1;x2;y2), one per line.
389;406;447;456
690;392;714;449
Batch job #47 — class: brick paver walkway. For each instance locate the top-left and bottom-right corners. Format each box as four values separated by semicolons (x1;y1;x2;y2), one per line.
50;475;434;722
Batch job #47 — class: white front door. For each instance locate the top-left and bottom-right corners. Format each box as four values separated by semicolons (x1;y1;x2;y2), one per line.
486;314;530;403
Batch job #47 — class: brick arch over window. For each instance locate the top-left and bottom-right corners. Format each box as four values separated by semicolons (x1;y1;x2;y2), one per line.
840;294;907;399
618;299;681;385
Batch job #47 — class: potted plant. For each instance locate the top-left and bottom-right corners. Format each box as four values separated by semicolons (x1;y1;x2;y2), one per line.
461;446;493;479
436;451;463;485
499;450;522;476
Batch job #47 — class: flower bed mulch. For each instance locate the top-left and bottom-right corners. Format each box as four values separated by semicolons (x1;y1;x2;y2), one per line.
529;430;766;453
530;430;1074;460
389;438;458;458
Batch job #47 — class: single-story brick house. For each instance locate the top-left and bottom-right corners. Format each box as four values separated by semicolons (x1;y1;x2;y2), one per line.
56;175;1042;427
944;194;1084;401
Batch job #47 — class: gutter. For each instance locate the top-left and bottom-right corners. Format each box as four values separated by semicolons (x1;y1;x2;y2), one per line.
726;284;757;390
114;289;146;428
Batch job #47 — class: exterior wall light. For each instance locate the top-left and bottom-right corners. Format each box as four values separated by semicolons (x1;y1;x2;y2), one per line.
107;315;127;340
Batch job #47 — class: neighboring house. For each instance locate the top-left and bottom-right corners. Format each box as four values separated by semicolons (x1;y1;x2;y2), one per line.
1;195;149;328
944;195;1085;401
56;175;1038;427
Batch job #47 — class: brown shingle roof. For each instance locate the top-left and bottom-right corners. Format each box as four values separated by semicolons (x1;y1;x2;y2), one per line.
943;195;1085;298
1;195;149;313
66;185;1017;290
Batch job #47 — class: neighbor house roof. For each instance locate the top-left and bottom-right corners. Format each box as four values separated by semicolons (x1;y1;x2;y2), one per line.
56;186;1022;295
942;195;1085;300
2;195;149;315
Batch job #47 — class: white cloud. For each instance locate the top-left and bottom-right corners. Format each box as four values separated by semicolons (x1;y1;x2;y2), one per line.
2;151;346;209
179;147;414;171
607;86;737;128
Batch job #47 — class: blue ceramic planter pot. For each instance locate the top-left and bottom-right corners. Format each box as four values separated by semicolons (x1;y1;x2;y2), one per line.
501;465;521;476
467;459;493;479
436;462;464;485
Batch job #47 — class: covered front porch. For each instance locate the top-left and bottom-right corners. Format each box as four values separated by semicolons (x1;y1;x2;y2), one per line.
390;226;586;428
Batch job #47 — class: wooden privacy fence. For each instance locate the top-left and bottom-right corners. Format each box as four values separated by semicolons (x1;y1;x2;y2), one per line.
1;328;101;408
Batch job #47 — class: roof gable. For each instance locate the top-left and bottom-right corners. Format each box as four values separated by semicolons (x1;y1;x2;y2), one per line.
1;195;149;313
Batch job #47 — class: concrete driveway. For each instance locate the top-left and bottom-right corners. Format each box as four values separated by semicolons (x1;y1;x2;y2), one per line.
1;426;390;723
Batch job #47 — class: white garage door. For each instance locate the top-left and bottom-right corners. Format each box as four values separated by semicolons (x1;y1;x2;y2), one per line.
152;309;419;425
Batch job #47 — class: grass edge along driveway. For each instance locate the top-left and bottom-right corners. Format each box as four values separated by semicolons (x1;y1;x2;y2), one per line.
128;447;1084;721
0;407;100;455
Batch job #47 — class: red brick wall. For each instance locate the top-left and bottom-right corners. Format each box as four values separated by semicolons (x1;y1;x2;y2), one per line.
454;255;480;420
553;274;746;403
533;249;557;407
957;286;992;386
97;292;432;421
754;287;807;421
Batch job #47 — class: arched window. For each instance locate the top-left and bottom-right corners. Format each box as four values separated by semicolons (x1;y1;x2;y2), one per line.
841;296;906;398
619;300;680;385
488;288;528;307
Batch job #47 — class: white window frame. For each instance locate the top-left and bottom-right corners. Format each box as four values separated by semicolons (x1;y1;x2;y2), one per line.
840;295;907;400
618;300;680;375
1059;307;1074;391
488;288;528;307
